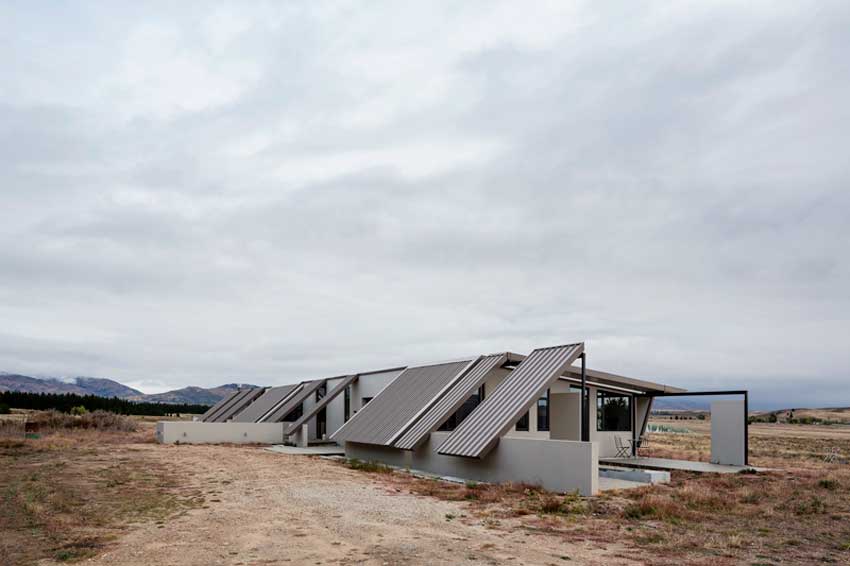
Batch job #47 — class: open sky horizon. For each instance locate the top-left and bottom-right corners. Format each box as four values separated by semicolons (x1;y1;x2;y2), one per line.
2;1;848;410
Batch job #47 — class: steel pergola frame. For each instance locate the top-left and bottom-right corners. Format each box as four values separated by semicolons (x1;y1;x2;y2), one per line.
635;389;749;465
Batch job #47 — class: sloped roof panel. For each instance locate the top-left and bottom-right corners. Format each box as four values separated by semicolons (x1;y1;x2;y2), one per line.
284;374;358;435
262;379;327;423
213;387;266;423
234;384;300;423
199;389;240;422
438;343;584;459
331;360;474;446
203;388;254;423
393;353;506;450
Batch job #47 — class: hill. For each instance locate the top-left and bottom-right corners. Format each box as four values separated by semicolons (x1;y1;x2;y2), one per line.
0;372;258;405
130;384;255;405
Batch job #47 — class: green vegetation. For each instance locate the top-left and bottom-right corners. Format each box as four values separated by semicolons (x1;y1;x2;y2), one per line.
345;458;393;473
70;405;88;416
0;402;10;414
0;390;209;416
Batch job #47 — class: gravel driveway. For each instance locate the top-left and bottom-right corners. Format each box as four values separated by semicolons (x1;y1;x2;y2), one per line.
81;444;638;566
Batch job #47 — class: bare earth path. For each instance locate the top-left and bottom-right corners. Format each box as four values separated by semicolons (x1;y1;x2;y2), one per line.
82;444;636;566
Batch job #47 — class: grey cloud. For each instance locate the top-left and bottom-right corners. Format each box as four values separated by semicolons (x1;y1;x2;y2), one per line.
0;1;848;406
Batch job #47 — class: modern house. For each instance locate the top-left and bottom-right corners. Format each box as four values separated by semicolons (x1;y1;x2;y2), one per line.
157;342;749;495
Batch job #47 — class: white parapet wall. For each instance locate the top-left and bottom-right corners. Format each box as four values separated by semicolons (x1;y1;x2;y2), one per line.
711;400;746;466
346;431;599;496
156;421;286;444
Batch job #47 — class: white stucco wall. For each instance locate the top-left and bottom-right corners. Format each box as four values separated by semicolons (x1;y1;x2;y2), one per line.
711;400;746;465
346;431;599;495
156;421;285;444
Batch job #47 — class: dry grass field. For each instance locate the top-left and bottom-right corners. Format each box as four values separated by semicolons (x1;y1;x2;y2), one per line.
2;412;849;565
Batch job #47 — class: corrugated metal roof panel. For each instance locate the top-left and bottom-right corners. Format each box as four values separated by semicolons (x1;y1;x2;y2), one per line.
331;360;474;446
393;353;507;450
438;343;584;459
284;374;358;435
262;379;327;423
204;388;254;423
234;384;300;423
199;389;240;422
213;387;266;422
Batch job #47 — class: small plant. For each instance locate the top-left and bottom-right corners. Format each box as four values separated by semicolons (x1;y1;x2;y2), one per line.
346;459;392;473
795;496;826;515
445;513;455;521
818;478;839;491
0;402;10;414
70;406;88;416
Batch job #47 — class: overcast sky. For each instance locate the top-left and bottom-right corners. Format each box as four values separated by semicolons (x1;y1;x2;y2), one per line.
1;1;848;408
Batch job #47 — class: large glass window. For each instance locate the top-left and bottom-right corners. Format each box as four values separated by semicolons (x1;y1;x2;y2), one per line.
283;402;303;422
537;389;550;432
343;386;351;422
439;385;484;431
515;411;529;431
597;392;631;432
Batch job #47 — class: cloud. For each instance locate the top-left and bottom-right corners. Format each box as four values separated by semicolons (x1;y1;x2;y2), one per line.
0;1;848;408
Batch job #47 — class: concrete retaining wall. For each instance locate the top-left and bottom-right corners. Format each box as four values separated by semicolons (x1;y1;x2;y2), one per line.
346;431;599;495
156;421;286;444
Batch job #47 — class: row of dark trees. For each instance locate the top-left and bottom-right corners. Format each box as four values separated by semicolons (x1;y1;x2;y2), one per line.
0;391;210;416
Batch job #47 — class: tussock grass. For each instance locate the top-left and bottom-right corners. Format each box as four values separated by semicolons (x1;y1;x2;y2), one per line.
0;424;200;564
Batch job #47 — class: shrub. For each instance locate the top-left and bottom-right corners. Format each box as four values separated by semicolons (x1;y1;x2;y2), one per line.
818;478;839;491
28;410;136;432
795;496;826;515
346;459;392;473
0;402;10;414
70;405;88;416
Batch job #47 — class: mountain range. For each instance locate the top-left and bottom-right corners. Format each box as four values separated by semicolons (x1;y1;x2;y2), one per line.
0;372;258;405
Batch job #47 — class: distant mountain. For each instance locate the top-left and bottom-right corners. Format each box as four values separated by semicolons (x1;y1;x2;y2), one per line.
0;373;86;395
73;376;144;398
130;384;257;405
0;372;258;405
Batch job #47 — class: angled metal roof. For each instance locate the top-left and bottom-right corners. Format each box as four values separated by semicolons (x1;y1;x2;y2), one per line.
261;379;327;423
284;374;358;435
234;384;300;423
393;353;507;450
212;387;266;422
331;359;475;446
199;389;240;422
203;388;255;423
438;343;584;459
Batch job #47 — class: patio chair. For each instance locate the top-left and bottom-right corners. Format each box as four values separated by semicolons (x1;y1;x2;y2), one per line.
614;435;631;458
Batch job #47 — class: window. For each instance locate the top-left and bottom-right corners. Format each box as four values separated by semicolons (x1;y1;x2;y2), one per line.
439;385;484;431
343;386;351;422
361;397;373;407
283;402;303;422
315;383;327;402
537;389;550;432
516;411;529;431
597;392;630;432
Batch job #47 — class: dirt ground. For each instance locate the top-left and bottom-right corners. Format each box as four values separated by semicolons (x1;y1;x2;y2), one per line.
80;442;638;566
3;417;850;566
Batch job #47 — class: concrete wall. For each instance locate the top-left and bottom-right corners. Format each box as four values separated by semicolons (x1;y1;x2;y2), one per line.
156;421;286;444
550;392;581;440
711;400;746;465
325;375;348;439
350;369;404;416
346;431;599;495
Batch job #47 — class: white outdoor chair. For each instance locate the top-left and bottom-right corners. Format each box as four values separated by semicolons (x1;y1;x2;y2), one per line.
614;435;631;458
